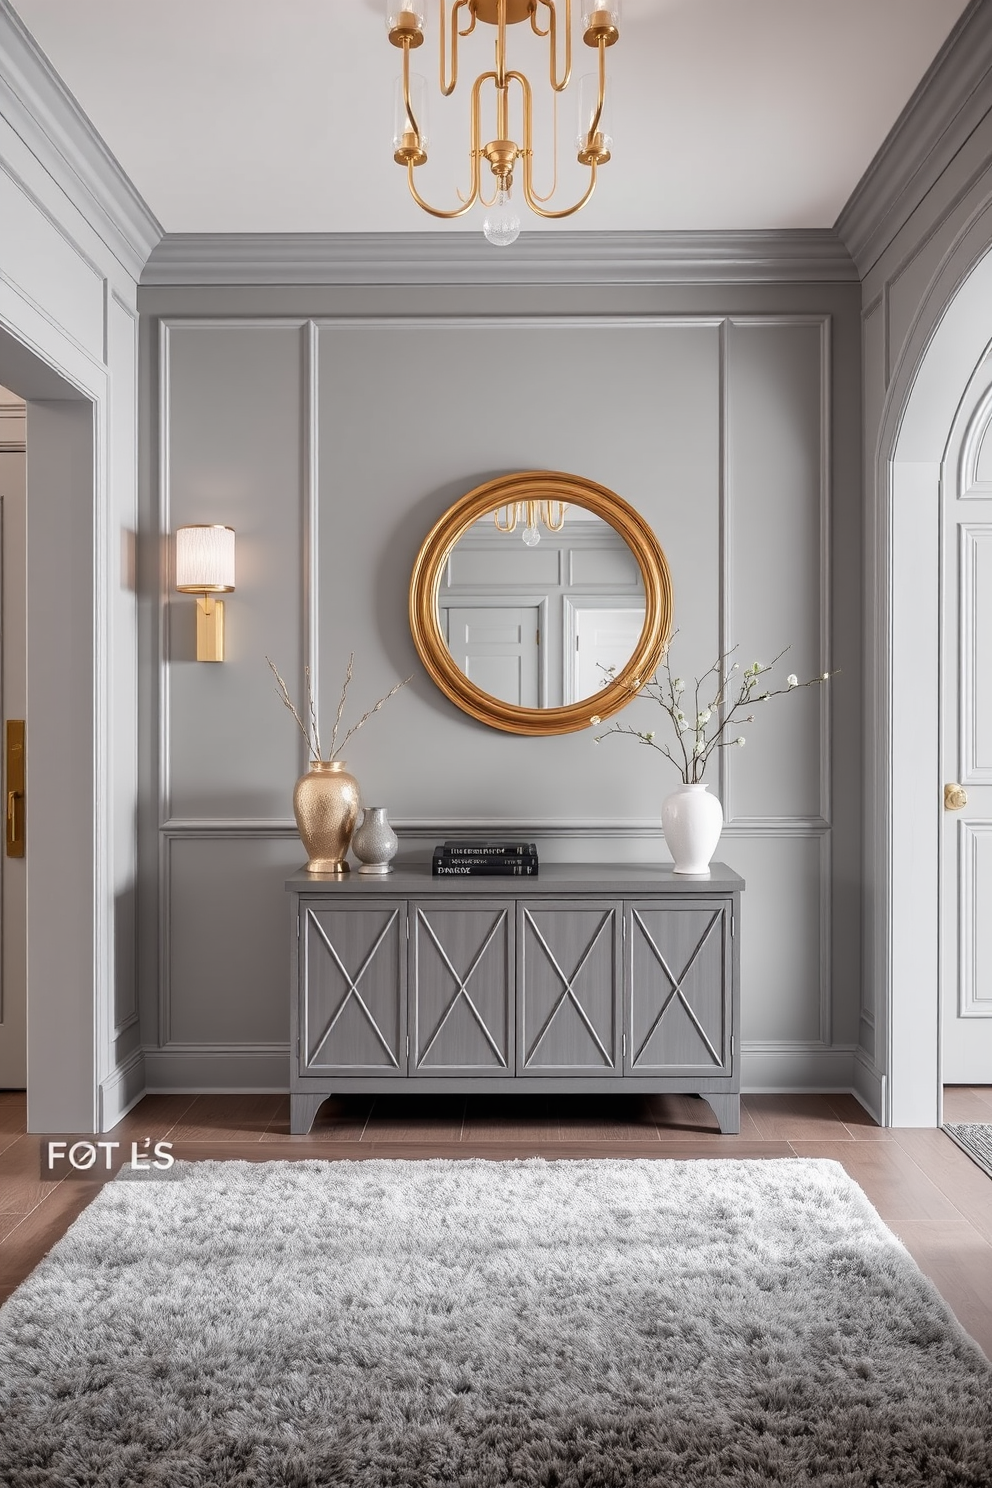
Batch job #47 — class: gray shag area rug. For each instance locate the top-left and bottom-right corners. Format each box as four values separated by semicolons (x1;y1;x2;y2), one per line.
1;1157;990;1487
943;1123;992;1180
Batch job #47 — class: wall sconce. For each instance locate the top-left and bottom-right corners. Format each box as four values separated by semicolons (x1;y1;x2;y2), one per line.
175;524;236;662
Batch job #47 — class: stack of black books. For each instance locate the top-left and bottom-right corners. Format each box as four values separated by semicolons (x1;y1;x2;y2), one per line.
432;840;539;876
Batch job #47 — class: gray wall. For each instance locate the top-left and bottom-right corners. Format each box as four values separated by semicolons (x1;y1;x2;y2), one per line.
138;278;862;1095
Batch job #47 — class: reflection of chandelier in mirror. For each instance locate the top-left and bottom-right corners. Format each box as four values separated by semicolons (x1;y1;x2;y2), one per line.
493;499;568;545
387;0;620;246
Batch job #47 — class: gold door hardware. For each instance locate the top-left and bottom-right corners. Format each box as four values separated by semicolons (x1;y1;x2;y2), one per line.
6;719;24;857
944;782;968;812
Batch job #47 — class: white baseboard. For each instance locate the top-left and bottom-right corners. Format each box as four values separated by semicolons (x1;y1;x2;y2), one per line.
142;1041;869;1102
852;1050;887;1126
143;1043;289;1092
741;1043;858;1093
98;1047;146;1131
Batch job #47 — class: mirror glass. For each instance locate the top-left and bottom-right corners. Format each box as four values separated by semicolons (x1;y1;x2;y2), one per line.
409;470;672;736
439;502;645;709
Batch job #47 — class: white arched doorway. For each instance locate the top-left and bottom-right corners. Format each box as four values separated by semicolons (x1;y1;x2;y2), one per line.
872;205;992;1126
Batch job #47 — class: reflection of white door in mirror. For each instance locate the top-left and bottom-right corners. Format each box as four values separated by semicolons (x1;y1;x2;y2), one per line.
440;508;644;709
443;604;542;708
566;605;646;705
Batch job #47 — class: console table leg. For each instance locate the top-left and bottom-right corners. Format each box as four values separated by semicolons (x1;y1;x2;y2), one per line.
705;1094;740;1135
291;1092;325;1135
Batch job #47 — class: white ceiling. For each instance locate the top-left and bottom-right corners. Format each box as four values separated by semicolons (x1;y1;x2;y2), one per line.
11;0;971;235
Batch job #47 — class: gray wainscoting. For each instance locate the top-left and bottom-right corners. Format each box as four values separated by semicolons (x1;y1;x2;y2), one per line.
143;285;861;1096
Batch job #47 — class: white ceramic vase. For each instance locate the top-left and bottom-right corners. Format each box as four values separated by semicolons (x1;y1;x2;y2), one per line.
661;782;723;875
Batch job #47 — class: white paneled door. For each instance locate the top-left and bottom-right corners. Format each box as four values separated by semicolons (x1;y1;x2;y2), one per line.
942;437;992;1083
444;604;541;708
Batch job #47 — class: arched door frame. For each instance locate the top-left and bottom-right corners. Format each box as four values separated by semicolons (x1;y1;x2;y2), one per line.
870;198;992;1125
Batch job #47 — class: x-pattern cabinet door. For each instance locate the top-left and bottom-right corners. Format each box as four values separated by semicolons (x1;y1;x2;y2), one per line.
627;900;732;1076
410;902;513;1075
517;900;622;1075
300;900;406;1076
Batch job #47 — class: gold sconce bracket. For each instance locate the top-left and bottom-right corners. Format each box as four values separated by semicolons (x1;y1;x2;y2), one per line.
195;595;225;663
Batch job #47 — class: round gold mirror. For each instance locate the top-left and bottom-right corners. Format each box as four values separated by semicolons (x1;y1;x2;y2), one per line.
409;471;673;735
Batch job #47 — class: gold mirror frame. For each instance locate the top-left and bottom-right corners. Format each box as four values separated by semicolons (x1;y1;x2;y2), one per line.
409;471;674;736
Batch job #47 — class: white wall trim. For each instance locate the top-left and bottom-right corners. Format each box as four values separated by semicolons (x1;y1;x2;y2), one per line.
741;1042;856;1094
835;0;992;277
98;1046;146;1129
0;1;162;279
144;1042;289;1092
140;230;857;288
852;1050;886;1126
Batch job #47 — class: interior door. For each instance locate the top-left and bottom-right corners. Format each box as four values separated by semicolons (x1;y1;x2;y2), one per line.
444;604;541;707
568;605;645;703
941;410;992;1084
0;387;26;1089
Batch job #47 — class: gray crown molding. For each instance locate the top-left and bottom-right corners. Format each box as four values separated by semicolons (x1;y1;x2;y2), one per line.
835;0;992;279
140;229;857;288
0;1;162;281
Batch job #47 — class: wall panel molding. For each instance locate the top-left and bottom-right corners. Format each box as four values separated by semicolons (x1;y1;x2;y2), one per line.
141;230;857;288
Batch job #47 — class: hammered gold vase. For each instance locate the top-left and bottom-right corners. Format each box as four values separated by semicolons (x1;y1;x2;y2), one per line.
293;760;360;874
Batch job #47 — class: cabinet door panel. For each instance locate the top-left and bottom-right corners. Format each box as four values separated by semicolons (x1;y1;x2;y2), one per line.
411;903;513;1075
301;901;405;1075
518;901;621;1075
628;901;730;1075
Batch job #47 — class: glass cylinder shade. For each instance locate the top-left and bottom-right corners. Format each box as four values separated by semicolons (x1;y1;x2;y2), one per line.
386;0;425;31
581;0;620;28
393;74;429;152
575;73;613;154
175;525;235;594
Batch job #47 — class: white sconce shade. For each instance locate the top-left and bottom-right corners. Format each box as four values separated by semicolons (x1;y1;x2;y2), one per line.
175;524;235;662
175;524;236;594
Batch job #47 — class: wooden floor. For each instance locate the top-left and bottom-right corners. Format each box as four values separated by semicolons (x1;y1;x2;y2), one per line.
2;1086;991;1358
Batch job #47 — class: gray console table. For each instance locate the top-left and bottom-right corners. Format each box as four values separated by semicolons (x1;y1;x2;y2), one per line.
286;862;744;1135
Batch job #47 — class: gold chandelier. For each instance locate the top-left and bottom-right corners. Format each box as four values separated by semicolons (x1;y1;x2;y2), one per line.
387;0;620;245
494;498;568;544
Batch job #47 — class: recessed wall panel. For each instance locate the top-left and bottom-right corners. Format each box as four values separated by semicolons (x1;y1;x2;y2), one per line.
316;320;721;820
166;324;303;820
726;321;824;821
167;835;302;1045
723;833;824;1045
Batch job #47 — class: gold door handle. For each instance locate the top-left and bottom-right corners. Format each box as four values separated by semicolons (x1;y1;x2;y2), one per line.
5;719;24;856
944;782;969;811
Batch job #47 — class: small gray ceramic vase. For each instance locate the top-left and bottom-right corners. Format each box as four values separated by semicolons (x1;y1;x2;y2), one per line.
351;805;399;875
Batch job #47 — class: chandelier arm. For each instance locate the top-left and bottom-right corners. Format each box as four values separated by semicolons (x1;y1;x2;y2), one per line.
402;42;424;142
527;78;558;203
548;0;572;92
440;0;465;96
584;35;607;142
495;0;508;89
408;162;480;217
458;4;477;34
408;68;486;219
530;0;551;38
523;157;598;217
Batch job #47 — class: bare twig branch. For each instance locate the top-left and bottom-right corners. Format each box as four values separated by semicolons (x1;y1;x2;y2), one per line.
266;656;314;757
336;675;414;756
329;653;354;760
